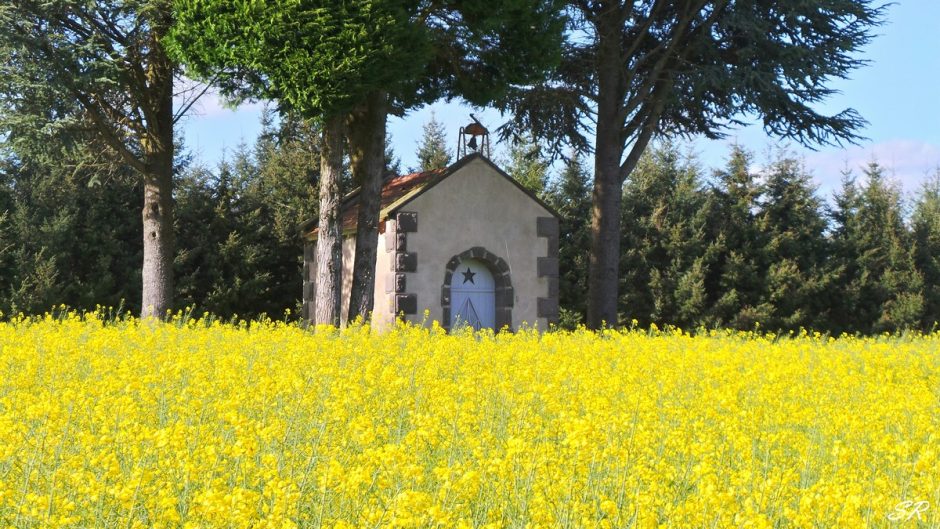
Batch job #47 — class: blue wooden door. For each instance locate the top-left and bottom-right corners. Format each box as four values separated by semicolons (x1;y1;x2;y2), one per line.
450;259;495;330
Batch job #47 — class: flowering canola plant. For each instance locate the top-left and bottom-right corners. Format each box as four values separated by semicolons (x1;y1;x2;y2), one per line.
0;313;937;529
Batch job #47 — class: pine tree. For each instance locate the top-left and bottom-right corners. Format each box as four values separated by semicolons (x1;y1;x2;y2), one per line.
497;0;884;328
701;145;767;329
415;113;451;172
912;172;940;329
1;0;182;316
505;135;550;196
175;112;321;320
546;152;592;326
385;137;402;176
829;163;923;333
0;138;143;315
755;153;831;331
619;142;709;329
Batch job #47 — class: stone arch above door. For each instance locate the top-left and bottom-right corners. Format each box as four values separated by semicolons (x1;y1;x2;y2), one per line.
441;247;512;331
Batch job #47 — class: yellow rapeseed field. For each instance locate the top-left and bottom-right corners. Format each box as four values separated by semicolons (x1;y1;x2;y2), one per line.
0;313;937;529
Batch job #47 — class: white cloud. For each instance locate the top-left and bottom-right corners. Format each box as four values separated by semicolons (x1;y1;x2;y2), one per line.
804;139;940;194
173;79;264;120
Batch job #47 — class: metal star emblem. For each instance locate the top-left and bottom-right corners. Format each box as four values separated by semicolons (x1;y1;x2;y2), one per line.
461;267;476;284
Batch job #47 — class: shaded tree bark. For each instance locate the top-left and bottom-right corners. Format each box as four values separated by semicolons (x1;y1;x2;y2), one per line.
140;29;176;317
346;91;387;323
586;18;626;328
315;115;344;326
140;154;175;317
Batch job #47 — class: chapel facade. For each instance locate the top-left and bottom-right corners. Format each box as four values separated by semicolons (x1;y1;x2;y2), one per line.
301;153;560;331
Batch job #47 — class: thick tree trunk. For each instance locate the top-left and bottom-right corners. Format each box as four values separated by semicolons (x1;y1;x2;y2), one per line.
140;164;175;318
586;27;625;329
346;91;388;323
315;115;345;326
587;149;623;329
140;35;175;318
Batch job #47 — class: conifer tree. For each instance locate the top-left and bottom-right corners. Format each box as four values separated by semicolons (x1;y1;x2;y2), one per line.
546;152;592;325
912;173;940;329
175;114;320;319
620;142;708;328
829;163;923;333
505;135;550;196
415;113;451;172
756;153;831;331
498;0;885;328
701;145;766;329
1;0;184;317
0;136;143;314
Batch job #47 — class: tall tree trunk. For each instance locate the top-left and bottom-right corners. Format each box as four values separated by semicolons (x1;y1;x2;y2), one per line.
315;115;345;326
587;153;623;329
140;30;175;318
346;91;388;323
140;162;175;318
587;27;625;329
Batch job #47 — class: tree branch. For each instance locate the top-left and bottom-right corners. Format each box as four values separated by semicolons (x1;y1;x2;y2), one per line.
172;77;215;125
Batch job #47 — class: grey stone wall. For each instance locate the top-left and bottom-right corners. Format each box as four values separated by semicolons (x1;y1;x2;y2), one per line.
302;242;316;323
385;211;418;318
536;216;560;325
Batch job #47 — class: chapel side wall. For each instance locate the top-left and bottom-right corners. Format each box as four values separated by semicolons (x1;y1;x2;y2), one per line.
399;158;556;330
340;236;356;326
339;232;393;329
302;241;316;323
372;232;393;330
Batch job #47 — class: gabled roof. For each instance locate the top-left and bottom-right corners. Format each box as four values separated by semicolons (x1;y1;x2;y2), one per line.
301;153;559;240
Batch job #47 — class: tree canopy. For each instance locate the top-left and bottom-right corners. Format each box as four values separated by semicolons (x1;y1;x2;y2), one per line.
169;0;565;119
169;1;423;119
170;0;565;325
0;0;185;316
498;0;886;328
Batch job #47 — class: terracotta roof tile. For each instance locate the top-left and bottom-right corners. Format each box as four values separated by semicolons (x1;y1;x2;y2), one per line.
300;154;560;240
309;167;444;236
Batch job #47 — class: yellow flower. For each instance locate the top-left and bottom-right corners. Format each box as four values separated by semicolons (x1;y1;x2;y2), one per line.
0;313;934;527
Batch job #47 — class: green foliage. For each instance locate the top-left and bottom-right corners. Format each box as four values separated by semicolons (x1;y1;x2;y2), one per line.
0;106;318;320
701;145;767;328
0;141;143;315
501;1;886;157
385;136;402;177
496;0;885;328
2;0;183;315
504;135;550;197
0;0;176;175
169;0;565;118
609;143;926;335
175;111;320;319
169;0;424;117
912;173;940;329
619;143;709;329
415;113;451;172
828;164;924;333
545;153;592;325
755;153;831;330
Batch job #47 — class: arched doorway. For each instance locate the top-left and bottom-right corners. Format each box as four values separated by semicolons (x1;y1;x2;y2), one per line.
442;247;513;331
450;259;495;330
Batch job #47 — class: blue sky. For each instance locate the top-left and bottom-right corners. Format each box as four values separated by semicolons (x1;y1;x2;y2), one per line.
178;1;939;197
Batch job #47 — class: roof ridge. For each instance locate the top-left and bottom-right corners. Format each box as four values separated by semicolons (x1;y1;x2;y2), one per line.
300;153;560;241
